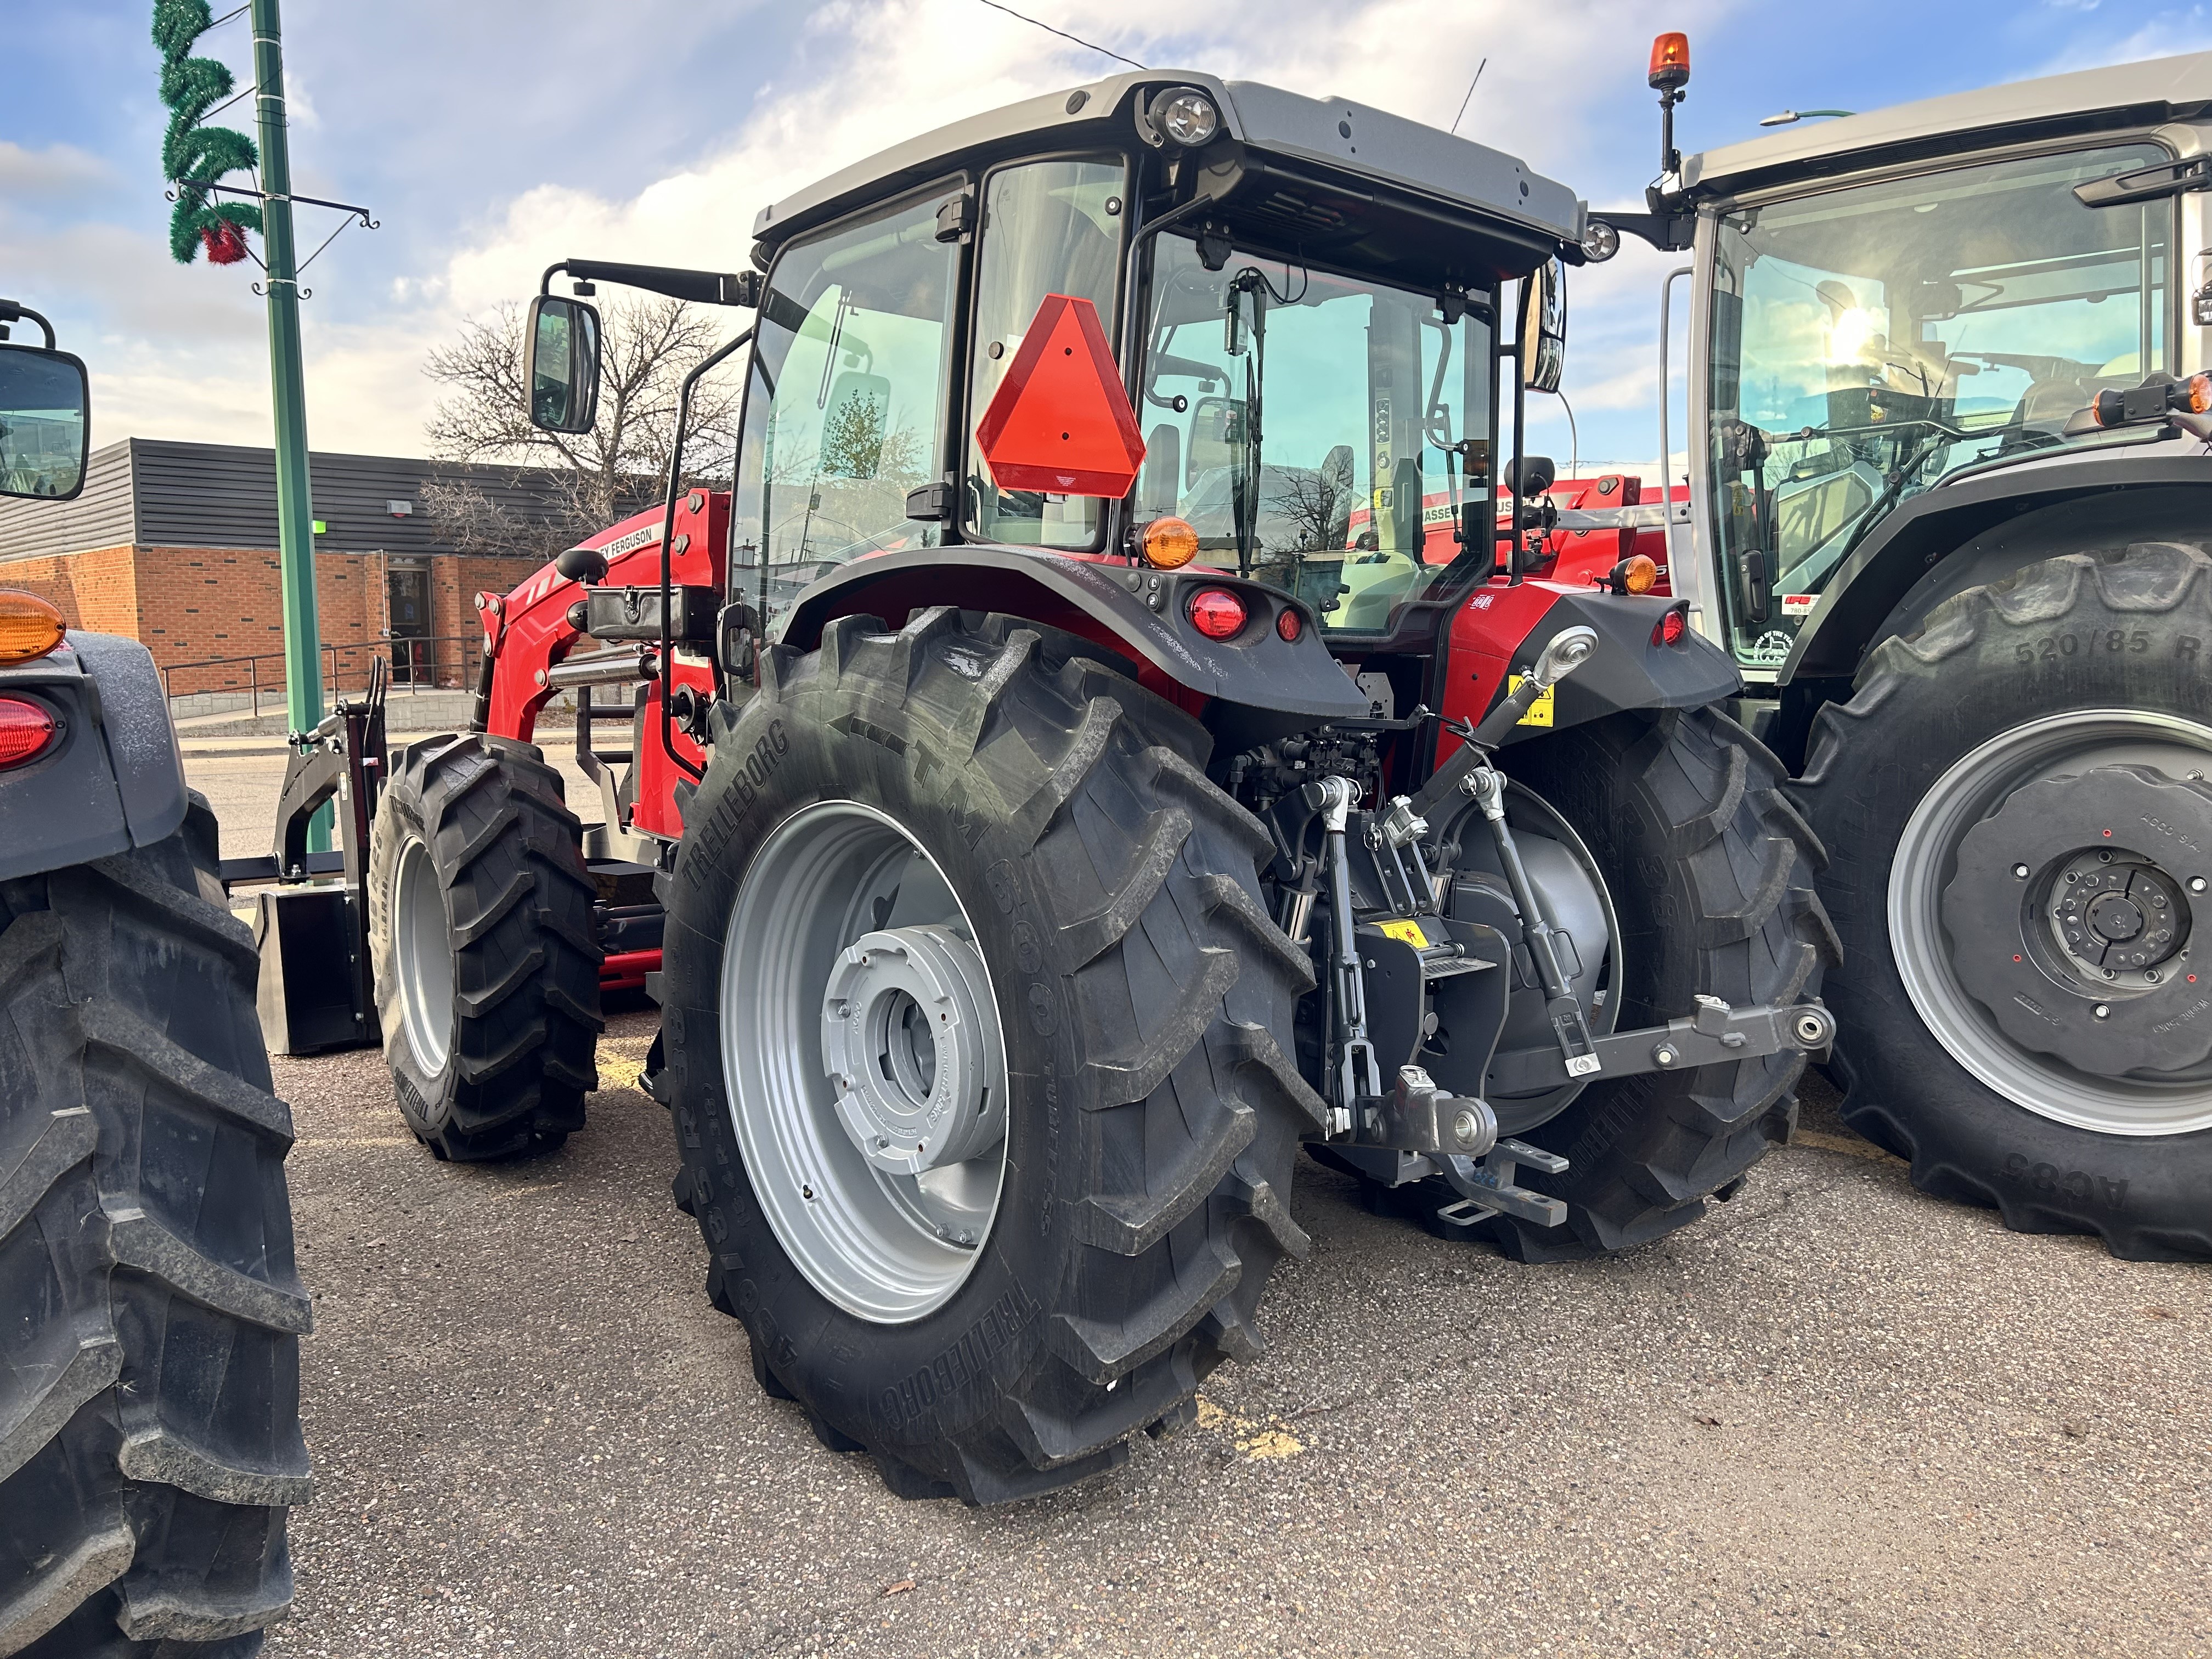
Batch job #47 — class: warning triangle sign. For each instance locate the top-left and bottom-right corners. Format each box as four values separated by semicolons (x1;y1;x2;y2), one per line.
974;294;1146;498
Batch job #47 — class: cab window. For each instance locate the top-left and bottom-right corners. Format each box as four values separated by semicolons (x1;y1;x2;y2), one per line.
962;156;1126;549
1706;143;2175;668
732;186;962;629
1137;234;1495;632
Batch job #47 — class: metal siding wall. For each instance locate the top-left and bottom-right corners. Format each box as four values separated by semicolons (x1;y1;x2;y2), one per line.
133;441;284;550
80;439;596;556
3;436;641;567
0;438;140;563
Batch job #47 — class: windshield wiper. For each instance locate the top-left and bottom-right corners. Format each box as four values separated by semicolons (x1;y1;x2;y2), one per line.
1833;430;1959;562
1226;269;1269;575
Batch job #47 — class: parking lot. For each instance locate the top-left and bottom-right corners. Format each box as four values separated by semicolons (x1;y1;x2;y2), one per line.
190;749;2212;1659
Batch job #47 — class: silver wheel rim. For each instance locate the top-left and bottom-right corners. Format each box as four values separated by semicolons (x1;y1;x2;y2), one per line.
1890;708;2212;1136
720;799;1009;1323
391;835;454;1075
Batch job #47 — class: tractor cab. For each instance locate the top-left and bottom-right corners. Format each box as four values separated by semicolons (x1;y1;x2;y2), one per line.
527;71;1591;714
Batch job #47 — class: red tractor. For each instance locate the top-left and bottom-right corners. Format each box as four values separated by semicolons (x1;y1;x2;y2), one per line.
365;72;1836;1502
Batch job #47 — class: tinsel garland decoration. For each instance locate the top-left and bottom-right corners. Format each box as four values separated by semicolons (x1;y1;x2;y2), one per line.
154;0;264;264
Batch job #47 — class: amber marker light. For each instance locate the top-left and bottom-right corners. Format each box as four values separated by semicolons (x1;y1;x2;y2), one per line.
1611;554;1660;595
2183;372;2211;414
0;591;66;667
1138;515;1199;569
1649;32;1691;91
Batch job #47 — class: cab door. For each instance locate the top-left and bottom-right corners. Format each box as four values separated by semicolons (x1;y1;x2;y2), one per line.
959;155;1130;552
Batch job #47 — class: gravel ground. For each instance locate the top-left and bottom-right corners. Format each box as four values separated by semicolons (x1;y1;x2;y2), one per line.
188;752;2212;1659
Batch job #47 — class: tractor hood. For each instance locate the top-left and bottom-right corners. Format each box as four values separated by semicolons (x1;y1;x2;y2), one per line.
1680;49;2212;202
751;70;1583;282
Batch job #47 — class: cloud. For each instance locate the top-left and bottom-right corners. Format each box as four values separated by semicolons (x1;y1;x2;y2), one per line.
2030;7;2212;71
0;141;117;200
64;0;1746;461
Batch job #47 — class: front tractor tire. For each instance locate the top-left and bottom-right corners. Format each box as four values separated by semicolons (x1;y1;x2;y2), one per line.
661;608;1323;1504
367;733;603;1161
0;796;309;1656
1798;542;2212;1261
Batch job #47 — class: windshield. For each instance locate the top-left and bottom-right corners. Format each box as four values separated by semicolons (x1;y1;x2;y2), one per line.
1705;143;2174;670
1138;235;1495;632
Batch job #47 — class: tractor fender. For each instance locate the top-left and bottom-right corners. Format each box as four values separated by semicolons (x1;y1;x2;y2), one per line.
1781;450;2212;684
1441;583;1741;757
0;630;189;883
777;546;1372;731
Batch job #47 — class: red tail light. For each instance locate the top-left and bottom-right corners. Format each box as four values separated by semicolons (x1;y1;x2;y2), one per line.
1276;606;1303;643
1652;605;1689;647
0;696;58;769
1188;588;1248;640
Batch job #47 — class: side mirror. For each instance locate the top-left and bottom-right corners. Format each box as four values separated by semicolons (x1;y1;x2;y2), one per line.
1505;454;1556;496
1519;259;1567;395
0;342;90;501
525;294;602;435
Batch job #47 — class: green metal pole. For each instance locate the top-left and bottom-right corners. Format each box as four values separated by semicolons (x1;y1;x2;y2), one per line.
251;0;326;848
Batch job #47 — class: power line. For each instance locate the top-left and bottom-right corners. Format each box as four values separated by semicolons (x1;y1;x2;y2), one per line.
977;0;1147;71
1449;58;1487;136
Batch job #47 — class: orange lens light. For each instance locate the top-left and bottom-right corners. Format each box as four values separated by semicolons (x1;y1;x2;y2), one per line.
1188;588;1248;640
1620;554;1659;595
2186;373;2211;415
1649;31;1691;90
0;696;57;769
1139;515;1199;569
0;591;66;666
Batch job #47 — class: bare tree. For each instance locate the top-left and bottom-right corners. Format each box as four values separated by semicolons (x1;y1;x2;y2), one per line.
420;295;744;557
1266;461;1355;552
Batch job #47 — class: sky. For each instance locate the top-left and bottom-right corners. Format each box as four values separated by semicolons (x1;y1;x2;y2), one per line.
7;0;2210;477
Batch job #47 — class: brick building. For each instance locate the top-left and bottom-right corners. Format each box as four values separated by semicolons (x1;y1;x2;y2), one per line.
0;439;589;697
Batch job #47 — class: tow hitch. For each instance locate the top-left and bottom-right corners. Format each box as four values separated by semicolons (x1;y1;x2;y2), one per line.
1305;624;1837;1228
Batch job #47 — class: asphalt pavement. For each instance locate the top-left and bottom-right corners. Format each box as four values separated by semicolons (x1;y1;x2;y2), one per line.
185;749;2212;1659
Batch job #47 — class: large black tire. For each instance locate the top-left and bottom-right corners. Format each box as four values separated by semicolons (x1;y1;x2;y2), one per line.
660;608;1323;1504
0;795;309;1657
1379;706;1836;1261
1798;543;2212;1260
367;734;602;1161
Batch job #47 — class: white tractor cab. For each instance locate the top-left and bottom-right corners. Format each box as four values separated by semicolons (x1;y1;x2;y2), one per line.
1588;40;2212;1260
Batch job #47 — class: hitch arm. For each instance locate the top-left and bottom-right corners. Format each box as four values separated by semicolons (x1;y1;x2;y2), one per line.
1485;995;1834;1094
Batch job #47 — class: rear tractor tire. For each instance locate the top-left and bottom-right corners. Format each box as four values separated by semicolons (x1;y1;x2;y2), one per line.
367;733;603;1161
1799;541;2212;1260
660;608;1324;1503
1;795;309;1657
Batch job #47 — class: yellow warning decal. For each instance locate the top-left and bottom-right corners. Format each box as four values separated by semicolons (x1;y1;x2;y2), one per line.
1506;674;1555;727
1375;918;1430;948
